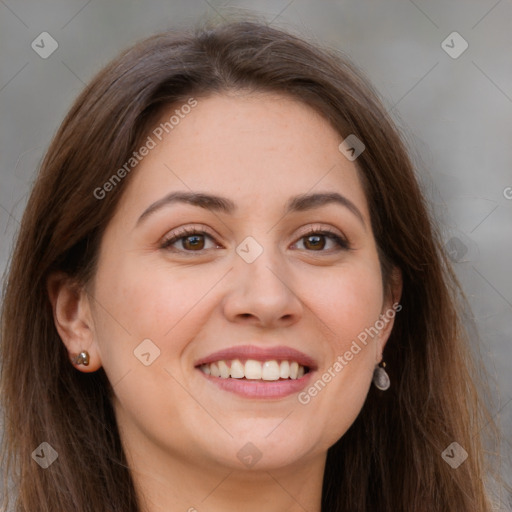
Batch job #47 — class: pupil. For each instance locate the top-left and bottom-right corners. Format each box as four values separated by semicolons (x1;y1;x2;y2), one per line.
306;235;325;250
184;235;204;250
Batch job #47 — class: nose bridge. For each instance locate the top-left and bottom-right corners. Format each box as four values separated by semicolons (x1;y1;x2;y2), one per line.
237;236;290;299
223;234;302;325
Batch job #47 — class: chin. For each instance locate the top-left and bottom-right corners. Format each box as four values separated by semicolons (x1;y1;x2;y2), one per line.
200;428;321;472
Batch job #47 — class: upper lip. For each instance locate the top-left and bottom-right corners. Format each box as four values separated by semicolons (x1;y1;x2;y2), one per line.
194;345;317;370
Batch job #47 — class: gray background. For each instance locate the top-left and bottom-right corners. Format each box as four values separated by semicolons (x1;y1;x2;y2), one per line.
1;0;511;506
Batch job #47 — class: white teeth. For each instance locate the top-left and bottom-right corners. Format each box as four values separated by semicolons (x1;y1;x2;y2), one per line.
199;359;307;380
289;361;299;379
210;362;220;378
218;360;230;379
230;359;244;379
262;360;280;381
279;360;290;379
245;359;262;379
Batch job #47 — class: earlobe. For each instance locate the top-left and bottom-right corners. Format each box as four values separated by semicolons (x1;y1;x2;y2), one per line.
47;273;102;372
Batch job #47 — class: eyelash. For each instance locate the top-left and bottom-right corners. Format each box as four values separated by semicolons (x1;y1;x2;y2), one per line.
160;225;350;254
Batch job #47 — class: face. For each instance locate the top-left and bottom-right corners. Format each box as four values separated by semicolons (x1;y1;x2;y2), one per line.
77;93;398;473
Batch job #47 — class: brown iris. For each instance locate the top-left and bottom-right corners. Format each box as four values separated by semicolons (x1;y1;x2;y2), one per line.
182;234;205;250
303;234;326;250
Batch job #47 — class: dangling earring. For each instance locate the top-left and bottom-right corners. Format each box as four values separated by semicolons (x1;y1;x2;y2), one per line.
372;361;390;391
74;350;90;366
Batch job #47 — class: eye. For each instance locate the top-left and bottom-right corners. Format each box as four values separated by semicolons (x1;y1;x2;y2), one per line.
160;225;350;254
160;226;221;253
292;227;350;252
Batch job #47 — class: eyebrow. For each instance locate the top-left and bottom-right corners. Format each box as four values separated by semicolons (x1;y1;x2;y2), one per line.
136;190;365;227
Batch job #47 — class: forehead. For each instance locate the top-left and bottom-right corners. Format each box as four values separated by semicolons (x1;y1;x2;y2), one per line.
117;92;369;220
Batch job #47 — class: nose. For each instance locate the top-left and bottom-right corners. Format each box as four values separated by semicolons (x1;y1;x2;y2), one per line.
221;245;303;328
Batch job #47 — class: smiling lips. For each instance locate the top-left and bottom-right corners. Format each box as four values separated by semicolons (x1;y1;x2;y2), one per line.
195;346;316;399
199;359;306;381
195;345;315;383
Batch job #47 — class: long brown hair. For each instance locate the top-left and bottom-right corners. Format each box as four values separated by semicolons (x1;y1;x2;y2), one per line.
1;19;498;511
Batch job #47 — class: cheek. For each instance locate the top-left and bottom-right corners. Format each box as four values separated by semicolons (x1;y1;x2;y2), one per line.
90;253;221;368
88;255;244;463
301;257;384;351
293;258;384;444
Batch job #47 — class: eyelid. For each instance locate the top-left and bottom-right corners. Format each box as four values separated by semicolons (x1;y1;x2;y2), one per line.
160;222;351;253
292;223;351;251
160;224;222;250
294;223;345;240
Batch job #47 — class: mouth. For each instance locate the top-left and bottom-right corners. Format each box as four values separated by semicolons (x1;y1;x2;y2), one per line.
198;359;309;381
194;345;316;398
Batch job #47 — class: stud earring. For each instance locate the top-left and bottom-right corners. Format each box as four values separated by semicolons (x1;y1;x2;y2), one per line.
74;350;90;366
372;361;390;391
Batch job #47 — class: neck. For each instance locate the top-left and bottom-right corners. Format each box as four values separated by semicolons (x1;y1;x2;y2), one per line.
124;438;325;511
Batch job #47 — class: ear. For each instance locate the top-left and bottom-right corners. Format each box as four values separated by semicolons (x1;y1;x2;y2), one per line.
47;272;102;372
375;266;403;364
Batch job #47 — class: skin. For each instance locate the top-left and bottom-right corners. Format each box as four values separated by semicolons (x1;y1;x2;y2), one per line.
49;92;401;512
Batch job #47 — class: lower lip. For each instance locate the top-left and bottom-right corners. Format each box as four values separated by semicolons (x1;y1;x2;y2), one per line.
197;369;314;399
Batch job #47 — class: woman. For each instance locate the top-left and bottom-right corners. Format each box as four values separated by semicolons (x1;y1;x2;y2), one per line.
0;20;498;511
